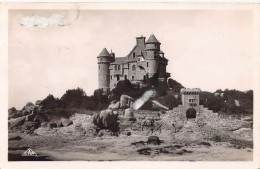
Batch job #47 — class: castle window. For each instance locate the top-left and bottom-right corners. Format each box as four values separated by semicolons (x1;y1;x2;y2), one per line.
139;66;145;70
116;75;120;81
147;62;149;67
99;65;100;70
114;65;117;71
188;99;195;103
111;75;112;80
133;52;135;58
132;76;134;80
118;65;120;70
124;75;127;80
132;65;136;71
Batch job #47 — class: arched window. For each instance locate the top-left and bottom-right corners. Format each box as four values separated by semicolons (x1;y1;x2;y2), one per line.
132;65;136;71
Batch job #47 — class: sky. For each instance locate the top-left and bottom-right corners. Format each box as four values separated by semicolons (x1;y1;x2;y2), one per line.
8;9;253;109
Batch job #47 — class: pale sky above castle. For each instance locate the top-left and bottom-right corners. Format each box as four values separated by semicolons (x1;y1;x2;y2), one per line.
9;10;253;109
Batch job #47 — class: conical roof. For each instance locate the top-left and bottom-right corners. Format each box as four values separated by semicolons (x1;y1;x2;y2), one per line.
146;34;160;44
98;48;111;57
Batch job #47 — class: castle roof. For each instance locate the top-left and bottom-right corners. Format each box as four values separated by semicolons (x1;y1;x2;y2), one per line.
97;48;111;57
111;57;127;64
146;34;160;44
159;50;164;54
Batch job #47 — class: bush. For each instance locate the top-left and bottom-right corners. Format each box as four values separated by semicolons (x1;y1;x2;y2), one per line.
42;94;61;109
61;87;86;108
167;78;184;92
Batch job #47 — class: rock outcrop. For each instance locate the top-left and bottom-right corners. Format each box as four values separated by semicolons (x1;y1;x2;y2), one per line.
92;109;119;132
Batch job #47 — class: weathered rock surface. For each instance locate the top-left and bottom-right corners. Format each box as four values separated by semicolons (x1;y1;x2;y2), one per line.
8;107;17;119
22;102;36;113
62;119;73;127
147;136;163;145
123;108;136;121
8;135;22;141
108;100;120;109
21;122;40;131
41;122;49;128
92;109;119;132
48;122;57;129
8;116;26;131
35;100;42;105
120;95;134;108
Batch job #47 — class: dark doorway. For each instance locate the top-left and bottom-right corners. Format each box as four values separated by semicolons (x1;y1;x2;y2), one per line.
186;108;196;119
116;75;120;81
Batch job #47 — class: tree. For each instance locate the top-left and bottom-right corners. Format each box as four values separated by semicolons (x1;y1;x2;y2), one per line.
61;87;86;108
167;78;184;93
42;94;61;109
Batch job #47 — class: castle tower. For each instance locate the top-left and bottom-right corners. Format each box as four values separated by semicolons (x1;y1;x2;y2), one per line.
145;34;161;79
97;48;113;93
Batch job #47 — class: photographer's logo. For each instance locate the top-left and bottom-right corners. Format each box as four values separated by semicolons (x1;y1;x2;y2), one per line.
22;148;37;156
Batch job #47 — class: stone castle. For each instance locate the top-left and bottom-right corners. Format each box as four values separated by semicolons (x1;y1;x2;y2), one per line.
97;34;170;93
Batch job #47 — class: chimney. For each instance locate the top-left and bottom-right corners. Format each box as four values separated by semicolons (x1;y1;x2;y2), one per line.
136;36;145;45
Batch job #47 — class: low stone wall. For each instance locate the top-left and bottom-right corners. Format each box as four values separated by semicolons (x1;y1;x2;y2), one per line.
172;105;243;131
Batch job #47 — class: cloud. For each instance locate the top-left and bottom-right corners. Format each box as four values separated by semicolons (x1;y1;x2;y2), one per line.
20;14;65;28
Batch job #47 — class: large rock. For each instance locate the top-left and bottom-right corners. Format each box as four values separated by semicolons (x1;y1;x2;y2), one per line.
25;114;35;121
92;109;119;132
241;117;253;122
8;116;26;130
241;121;253;128
22;102;35;112
35;100;42;105
147;136;163;145
21;121;40;131
21;102;36;117
108;100;120;109
93;113;103;128
8;107;17;119
233;128;253;138
8;135;22;141
56;120;63;127
123;108;136;121
61;118;73;127
120;95;134;109
48;122;57;129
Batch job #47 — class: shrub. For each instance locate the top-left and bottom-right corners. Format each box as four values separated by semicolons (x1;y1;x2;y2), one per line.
61;87;86;108
42;94;61;109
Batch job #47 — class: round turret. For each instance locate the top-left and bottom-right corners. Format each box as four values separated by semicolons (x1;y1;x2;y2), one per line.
145;34;161;78
97;48;113;63
145;34;161;51
97;48;113;93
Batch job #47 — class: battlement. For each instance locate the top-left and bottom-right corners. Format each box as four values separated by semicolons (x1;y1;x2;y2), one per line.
180;88;201;94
